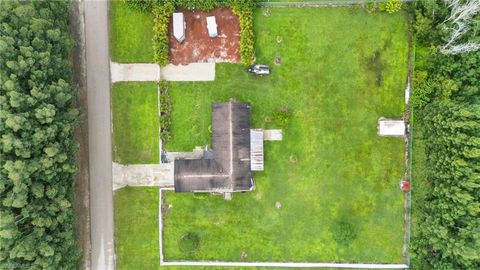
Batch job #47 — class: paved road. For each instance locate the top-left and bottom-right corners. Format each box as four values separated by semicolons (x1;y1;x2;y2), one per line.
84;1;115;269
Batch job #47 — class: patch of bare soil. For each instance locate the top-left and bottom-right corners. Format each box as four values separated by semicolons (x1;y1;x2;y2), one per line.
169;8;240;65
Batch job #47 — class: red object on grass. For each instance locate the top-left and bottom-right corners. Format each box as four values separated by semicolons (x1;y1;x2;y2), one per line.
400;180;410;192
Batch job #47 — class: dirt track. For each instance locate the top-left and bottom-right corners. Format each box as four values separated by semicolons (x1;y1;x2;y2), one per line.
169;8;240;65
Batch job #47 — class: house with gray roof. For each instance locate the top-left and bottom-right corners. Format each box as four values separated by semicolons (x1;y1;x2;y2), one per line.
174;102;261;193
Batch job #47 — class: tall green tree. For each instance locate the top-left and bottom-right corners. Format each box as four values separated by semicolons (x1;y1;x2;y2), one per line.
411;2;480;269
0;1;80;268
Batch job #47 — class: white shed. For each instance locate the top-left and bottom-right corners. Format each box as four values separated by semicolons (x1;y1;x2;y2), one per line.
378;118;406;137
206;16;218;38
173;12;185;43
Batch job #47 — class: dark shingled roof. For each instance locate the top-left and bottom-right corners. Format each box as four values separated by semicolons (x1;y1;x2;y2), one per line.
174;102;253;192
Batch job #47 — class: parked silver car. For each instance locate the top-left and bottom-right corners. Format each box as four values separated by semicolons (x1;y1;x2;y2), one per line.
247;64;270;75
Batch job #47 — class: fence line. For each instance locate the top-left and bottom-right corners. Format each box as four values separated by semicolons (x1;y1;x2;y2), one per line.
159;188;410;268
257;0;413;7
162;261;409;268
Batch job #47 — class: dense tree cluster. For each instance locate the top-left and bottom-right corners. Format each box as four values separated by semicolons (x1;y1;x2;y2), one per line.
413;100;480;269
411;1;480;269
0;1;79;269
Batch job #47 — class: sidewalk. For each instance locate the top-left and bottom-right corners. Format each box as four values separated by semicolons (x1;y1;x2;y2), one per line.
110;62;215;82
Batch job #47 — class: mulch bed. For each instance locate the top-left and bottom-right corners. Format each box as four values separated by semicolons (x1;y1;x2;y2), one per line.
169;8;240;65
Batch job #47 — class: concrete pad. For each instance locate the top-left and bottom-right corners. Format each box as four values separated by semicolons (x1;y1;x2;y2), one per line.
112;162;174;190
165;147;205;162
263;129;283;141
378;118;405;137
160;63;215;81
110;62;160;83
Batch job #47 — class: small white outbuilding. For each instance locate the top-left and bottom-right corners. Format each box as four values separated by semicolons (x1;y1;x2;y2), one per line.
173;12;185;43
206;16;218;38
378;118;406;137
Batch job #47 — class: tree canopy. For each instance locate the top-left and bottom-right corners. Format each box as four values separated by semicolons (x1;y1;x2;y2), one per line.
0;1;80;268
411;1;480;269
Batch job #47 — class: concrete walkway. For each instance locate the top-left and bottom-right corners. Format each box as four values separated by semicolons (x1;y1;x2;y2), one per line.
110;62;160;83
110;62;215;82
161;63;215;81
165;146;205;162
263;129;283;141
113;162;174;190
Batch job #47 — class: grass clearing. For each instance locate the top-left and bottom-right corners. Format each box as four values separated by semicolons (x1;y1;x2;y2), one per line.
114;188;159;270
109;0;154;63
111;6;410;268
162;7;408;263
112;82;159;164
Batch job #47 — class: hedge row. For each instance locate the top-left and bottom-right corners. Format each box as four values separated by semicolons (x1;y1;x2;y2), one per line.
152;2;175;66
124;0;155;12
232;0;256;65
159;81;172;142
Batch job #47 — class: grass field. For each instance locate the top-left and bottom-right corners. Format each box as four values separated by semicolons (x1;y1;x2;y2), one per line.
162;7;408;263
114;188;160;270
112;6;410;268
112;82;159;164
109;0;154;63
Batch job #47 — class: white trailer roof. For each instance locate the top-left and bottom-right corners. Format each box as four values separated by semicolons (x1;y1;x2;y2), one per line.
173;12;185;42
206;16;217;37
378;119;405;136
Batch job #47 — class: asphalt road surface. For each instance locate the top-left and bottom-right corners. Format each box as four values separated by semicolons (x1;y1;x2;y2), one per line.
84;0;115;269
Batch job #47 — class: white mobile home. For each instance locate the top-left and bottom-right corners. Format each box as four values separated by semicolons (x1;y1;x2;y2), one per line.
206;16;218;38
173;12;185;43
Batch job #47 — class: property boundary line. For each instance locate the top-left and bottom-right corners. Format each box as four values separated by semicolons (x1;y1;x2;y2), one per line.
157;4;412;267
257;0;412;7
158;188;409;269
157;83;162;164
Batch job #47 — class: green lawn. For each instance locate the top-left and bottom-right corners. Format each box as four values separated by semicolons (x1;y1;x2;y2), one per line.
112;6;410;268
112;82;159;164
109;0;154;63
114;188;160;270
163;7;408;263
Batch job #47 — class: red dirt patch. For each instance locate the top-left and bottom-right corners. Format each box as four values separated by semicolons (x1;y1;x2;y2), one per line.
169;8;240;65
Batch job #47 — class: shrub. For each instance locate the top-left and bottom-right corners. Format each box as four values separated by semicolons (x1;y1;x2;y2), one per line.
178;232;200;253
332;219;357;247
273;105;292;127
365;2;376;13
170;0;218;11
152;2;175;66
124;0;156;12
379;0;402;14
159;81;172;142
232;0;256;65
